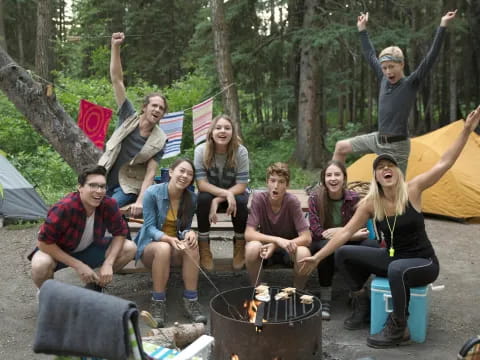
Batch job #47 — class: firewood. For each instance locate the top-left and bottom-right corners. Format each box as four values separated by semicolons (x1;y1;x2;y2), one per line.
143;322;206;348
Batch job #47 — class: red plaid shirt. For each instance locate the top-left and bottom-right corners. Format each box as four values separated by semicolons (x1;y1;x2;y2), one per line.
38;192;128;253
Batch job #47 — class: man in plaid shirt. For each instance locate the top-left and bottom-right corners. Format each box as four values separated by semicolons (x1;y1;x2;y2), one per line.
29;165;136;291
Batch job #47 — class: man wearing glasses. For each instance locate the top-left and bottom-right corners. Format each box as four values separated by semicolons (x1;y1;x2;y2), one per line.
29;165;136;292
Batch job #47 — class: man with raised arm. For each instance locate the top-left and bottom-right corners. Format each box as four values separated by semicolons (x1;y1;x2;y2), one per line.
333;10;457;174
99;32;167;217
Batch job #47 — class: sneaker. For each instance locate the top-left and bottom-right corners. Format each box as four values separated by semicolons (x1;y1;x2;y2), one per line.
84;282;103;292
151;300;167;328
199;241;214;271
183;298;207;324
321;300;331;321
232;239;246;270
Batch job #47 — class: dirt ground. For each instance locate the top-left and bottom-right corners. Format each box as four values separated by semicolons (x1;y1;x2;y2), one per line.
0;217;478;360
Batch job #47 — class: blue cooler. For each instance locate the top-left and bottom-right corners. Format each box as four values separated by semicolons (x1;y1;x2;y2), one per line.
370;277;430;343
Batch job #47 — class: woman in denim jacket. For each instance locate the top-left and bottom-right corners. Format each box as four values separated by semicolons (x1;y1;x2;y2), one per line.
135;158;206;327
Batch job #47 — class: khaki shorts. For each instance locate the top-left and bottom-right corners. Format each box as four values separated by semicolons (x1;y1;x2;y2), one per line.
348;132;411;174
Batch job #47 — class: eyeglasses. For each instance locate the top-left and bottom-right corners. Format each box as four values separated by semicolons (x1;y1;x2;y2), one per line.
86;183;107;191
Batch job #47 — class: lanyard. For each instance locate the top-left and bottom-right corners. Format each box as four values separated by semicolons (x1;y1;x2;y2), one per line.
383;208;397;257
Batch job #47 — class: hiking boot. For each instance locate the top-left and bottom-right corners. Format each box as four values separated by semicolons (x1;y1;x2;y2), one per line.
321;300;331;321
232;239;246;270
199;241;214;271
84;282;103;292
151;300;167;328
183;298;207;324
344;289;370;330
367;313;410;348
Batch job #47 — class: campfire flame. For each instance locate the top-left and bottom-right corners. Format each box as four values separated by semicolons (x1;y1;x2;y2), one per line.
243;300;261;323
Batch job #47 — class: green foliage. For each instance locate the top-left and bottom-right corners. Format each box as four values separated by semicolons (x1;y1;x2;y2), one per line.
8;146;77;205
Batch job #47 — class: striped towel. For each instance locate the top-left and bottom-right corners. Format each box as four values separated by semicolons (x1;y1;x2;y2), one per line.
192;98;213;145
159;111;184;158
142;342;178;359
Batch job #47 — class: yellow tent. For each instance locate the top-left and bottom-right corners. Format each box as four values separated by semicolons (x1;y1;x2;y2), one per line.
347;120;480;219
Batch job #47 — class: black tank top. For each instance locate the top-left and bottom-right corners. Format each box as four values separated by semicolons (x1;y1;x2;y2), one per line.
377;201;435;259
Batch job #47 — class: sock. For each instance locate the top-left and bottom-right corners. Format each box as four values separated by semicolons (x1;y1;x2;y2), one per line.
152;291;166;301
183;289;198;301
198;232;209;243
234;232;245;242
320;286;332;302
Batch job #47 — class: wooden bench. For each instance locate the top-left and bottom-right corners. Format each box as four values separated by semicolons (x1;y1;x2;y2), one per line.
118;189;310;274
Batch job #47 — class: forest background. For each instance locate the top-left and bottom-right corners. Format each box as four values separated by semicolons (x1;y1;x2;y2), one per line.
0;0;479;205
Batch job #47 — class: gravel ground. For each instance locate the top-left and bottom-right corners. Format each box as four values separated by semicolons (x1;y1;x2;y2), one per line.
0;217;478;359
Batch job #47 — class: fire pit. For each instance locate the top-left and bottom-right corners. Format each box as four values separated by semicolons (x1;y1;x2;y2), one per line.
210;286;322;360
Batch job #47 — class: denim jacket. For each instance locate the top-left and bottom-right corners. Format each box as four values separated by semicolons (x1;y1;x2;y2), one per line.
134;182;197;261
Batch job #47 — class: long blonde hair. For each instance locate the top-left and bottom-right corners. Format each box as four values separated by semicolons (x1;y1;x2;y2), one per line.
360;167;408;221
203;114;242;169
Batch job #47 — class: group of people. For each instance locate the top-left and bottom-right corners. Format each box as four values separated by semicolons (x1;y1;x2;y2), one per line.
29;9;480;349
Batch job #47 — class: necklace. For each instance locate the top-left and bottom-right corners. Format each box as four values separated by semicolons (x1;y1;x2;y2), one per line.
383;206;397;257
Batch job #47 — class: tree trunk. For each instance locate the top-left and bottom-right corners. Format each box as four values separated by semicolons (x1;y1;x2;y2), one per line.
36;0;53;81
0;0;6;50
295;0;325;169
210;0;241;132
16;1;24;64
0;49;101;174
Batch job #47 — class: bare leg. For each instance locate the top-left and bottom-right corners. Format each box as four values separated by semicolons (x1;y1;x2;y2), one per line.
109;239;137;272
245;241;263;286
333;140;353;164
142;242;172;292
31;250;57;288
181;246;200;291
293;246;312;290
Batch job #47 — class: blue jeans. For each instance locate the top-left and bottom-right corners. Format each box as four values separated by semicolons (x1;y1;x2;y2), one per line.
107;185;137;208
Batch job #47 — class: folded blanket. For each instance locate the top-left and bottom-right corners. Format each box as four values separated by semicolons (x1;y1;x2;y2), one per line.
33;280;144;360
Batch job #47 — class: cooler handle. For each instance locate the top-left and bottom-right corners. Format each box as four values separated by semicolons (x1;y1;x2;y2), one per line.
383;293;393;313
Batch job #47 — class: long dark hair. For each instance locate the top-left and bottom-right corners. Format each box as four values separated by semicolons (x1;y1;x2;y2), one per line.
169;158;195;230
316;160;348;229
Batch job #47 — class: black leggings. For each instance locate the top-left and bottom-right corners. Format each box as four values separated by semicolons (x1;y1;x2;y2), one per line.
310;238;378;287
196;191;249;234
335;246;439;321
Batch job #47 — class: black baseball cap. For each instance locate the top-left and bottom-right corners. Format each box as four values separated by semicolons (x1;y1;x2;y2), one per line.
373;154;398;170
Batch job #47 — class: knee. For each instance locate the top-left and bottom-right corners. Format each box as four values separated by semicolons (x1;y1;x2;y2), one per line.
122;240;137;259
197;192;213;206
245;241;262;261
295;246;311;260
387;261;404;280
31;252;55;279
334;140;351;155
151;242;172;258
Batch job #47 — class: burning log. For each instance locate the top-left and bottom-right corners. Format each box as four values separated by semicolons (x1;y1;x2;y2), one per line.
142;322;206;348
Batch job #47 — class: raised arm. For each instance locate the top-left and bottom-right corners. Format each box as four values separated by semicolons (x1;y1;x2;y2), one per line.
357;12;383;80
409;105;480;197
410;10;456;83
110;32;127;107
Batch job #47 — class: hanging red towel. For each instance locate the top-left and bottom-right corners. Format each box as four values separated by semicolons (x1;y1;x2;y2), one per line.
77;99;113;149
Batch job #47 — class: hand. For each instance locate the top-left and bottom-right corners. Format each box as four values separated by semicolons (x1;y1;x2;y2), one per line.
224;191;237;217
440;10;457;27
75;262;99;285
130;201;143;218
111;32;125;46
98;263;114;287
276;237;297;254
184;231;198;249
260;243;275;259
298;256;320;276
209;198;220;224
171;238;185;251
465;105;480;132
321;228;340;240
357;12;369;31
354;227;370;240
